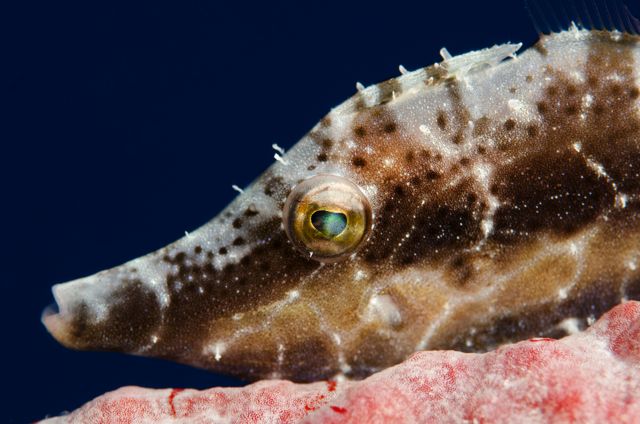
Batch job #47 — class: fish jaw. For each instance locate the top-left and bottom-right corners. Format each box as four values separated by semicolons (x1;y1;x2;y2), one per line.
42;253;172;352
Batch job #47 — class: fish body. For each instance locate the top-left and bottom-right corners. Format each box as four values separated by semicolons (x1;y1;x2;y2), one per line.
44;28;640;382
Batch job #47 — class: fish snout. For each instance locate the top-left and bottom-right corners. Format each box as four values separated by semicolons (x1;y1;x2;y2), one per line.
42;270;164;353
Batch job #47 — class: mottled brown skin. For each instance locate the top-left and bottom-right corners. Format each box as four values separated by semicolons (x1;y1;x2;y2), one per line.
48;31;640;382
337;34;640;355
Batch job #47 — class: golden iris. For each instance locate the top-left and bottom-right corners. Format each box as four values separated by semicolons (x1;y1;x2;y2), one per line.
283;175;372;261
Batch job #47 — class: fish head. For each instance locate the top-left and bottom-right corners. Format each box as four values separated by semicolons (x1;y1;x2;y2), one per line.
42;94;458;381
43;31;640;382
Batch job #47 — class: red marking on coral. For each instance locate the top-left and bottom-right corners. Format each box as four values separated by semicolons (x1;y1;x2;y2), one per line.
443;363;456;387
330;406;347;414
326;380;337;392
529;337;555;342
168;388;185;417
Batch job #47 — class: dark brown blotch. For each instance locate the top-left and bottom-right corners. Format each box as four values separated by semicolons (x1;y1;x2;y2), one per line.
452;131;464;145
383;122;397;133
504;119;516;131
352;156;366;167
447;254;474;287
564;103;578;115
491;151;615;242
436;111;448;130
473;116;490;137
536;101;548;114
244;206;259;217
320;116;332;127
426;170;441;180
363;179;484;265
264;175;286;197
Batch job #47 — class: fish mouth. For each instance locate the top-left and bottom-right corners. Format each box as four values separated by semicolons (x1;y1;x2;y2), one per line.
41;259;171;353
42;274;114;349
42;283;77;348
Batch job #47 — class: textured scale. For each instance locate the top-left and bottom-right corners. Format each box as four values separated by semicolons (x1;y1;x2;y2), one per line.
43;28;640;382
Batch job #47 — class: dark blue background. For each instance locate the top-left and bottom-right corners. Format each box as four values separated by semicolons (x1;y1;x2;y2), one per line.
2;1;542;422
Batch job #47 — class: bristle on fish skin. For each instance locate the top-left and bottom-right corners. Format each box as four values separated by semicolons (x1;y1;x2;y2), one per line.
44;28;640;382
525;0;640;35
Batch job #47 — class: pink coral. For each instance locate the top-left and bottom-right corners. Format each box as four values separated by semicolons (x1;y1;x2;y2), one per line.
43;301;640;423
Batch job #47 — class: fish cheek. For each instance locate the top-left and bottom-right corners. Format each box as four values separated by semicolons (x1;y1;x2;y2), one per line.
346;327;406;379
67;279;162;352
214;336;336;383
157;233;318;356
281;337;337;382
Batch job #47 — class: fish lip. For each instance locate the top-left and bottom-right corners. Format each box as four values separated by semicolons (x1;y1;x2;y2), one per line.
41;283;74;348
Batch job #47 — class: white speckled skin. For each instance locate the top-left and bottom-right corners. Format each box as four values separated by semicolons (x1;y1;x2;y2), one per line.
44;29;640;382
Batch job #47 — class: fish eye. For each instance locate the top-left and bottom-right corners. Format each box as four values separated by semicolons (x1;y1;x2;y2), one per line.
283;175;372;262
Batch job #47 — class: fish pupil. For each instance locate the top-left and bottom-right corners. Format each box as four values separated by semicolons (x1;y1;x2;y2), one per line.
311;210;347;238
